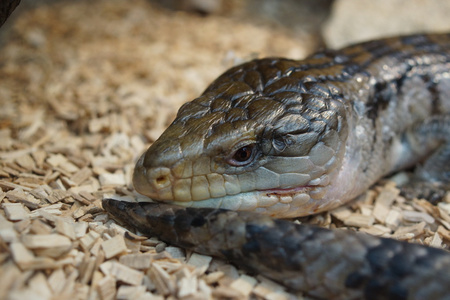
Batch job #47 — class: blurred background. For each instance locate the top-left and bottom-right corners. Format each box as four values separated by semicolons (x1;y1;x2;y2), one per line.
1;0;450;145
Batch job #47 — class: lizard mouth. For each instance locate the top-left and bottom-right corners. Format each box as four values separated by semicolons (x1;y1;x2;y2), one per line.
260;185;313;197
145;185;324;218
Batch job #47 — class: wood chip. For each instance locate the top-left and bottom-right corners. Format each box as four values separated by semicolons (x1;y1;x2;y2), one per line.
22;233;72;258
164;246;185;260
3;203;29;221
15;154;37;171
97;275;116;300
385;209;402;229
392;221;426;240
203;271;225;285
373;184;399;223
187;252;212;272
55;217;76;240
148;263;176;295
119;253;153;270
343;213;375;228
101;234;128;259
177;275;198;298
80;230;101;251
99;172;127;186
437;226;450;241
71;167;93;185
48;268;66;294
117;285;146;300
230;274;257;297
5;188;40;208
100;261;144;286
402;210;435;224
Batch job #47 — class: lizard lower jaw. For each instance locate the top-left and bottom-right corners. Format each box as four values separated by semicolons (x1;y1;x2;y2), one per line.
136;187;336;218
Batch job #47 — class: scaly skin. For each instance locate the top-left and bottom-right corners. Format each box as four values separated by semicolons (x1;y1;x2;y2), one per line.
103;199;450;300
133;34;450;217
104;34;450;299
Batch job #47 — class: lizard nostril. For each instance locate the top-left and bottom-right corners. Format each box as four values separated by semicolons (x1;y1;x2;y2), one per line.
156;175;168;186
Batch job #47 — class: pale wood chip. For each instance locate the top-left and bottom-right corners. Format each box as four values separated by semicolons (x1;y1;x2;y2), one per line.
429;232;443;248
438;202;450;218
73;203;101;219
100;261;144;286
74;221;89;238
136;292;165;300
178;275;198;298
80;190;96;201
89;236;103;257
148;262;176;295
30;219;53;235
80;256;97;285
3;202;29;221
71;167;93;185
0;213;11;228
164;246;185;260
29;185;50;200
72;192;92;205
203;271;225;285
437;225;450;241
31;149;47;168
444;192;450;203
343;213;375;228
359;224;392;236
5;188;40;208
10;242;57;270
265;291;301;300
117;285;147;300
0;226;18;243
152;259;184;274
392;221;426;240
230;274;257;297
22;233;72;258
212;286;247;299
101;234;128;259
0;180;33;192
97;275;116;300
124;230;149;241
187;252;212;274
48;268;66;294
55;217;76;240
253;276;286;298
384;209;402;229
330;206;352;221
119;253;153;270
402;210;435;224
15;154;37;171
99;172;126;186
30;204;63;219
47;154;80;173
373;184;399;223
2;166;20;177
0;189;6;202
0;168;10;178
26;271;53;299
80;230;101;251
0;261;22;300
216;264;240;286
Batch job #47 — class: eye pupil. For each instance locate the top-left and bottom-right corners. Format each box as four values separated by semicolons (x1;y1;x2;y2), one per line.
235;146;252;161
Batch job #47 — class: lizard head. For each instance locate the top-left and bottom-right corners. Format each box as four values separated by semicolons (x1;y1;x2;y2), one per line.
133;58;350;217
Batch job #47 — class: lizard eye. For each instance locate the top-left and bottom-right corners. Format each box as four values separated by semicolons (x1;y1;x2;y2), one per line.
228;144;257;166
